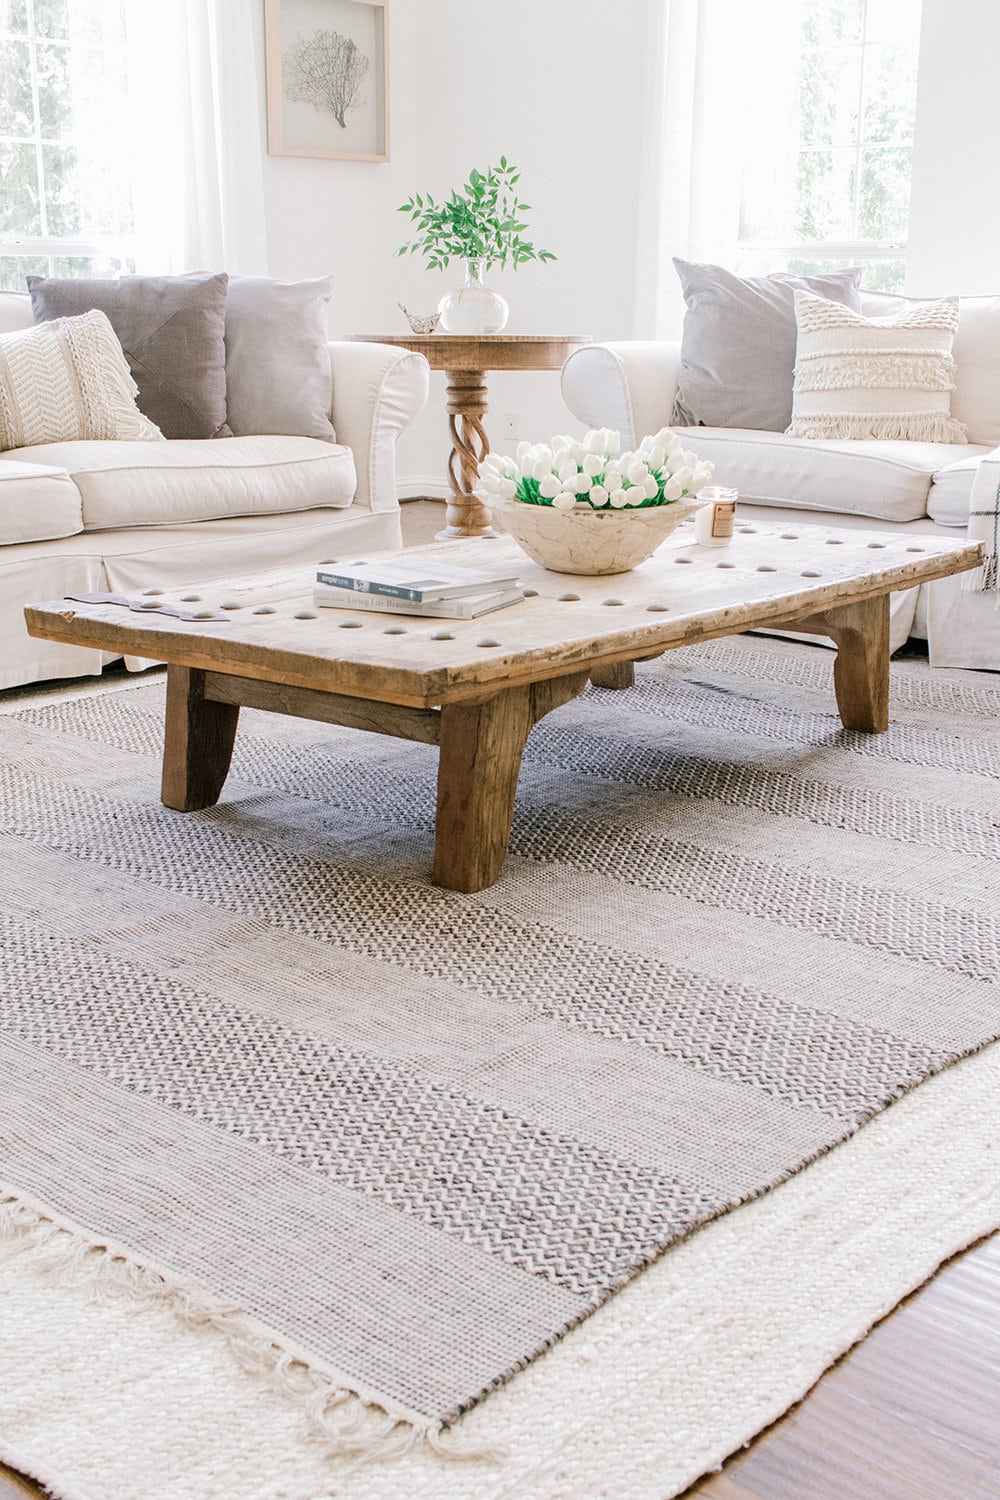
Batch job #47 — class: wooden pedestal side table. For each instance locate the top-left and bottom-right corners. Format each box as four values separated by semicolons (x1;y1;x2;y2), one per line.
346;333;591;539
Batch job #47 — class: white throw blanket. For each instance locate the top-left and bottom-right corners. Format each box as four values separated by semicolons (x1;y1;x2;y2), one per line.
964;449;1000;593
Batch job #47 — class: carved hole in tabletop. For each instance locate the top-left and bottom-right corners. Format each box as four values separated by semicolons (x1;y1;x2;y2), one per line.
757;565;777;572
826;538;844;545
293;611;317;620
477;638;500;648
602;598;625;606
674;557;693;565
141;588;163;596
780;533;799;540
383;626;406;634
716;562;736;569
338;620;363;629
906;546;925;553
192;611;216;620
180;594;201;602
646;603;670;612
138;601;160;610
522;589;539;598
558;592;580;602
801;570;822;578
867;542;886;549
431;631;455;641
220;601;243;610
252;606;276;615
739;526;757;534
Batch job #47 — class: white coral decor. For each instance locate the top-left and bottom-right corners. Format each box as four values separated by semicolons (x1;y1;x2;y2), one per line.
474;428;713;512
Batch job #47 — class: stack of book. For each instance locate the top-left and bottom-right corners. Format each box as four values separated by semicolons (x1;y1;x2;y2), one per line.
313;558;525;618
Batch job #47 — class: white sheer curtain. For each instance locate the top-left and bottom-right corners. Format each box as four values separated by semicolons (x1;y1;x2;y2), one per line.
633;0;771;339
123;0;268;275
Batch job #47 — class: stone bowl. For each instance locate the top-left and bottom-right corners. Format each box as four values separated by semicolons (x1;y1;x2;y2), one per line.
492;495;702;575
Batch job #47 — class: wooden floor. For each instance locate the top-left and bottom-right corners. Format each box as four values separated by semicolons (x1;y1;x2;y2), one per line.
3;506;998;1498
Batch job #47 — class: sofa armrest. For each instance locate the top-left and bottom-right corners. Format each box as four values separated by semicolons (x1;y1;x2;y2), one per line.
327;341;430;512
561;342;683;448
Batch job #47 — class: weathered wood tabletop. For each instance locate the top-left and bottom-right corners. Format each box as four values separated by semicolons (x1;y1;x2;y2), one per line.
24;520;983;891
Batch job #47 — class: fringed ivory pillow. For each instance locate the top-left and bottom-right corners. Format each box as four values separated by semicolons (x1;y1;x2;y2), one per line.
787;290;967;443
0;309;164;451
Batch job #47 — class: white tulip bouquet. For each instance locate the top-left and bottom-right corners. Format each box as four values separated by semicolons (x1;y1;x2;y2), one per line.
475;427;714;512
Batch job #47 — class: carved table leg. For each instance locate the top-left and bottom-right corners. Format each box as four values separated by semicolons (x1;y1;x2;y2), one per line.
590;661;636;690
437;367;496;539
161;664;240;811
433;672;589;891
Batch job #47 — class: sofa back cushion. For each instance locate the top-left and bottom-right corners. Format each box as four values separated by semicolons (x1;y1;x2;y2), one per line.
224;276;335;441
862;291;1000;447
28;273;230;440
0;310;164;451
0;293;33;336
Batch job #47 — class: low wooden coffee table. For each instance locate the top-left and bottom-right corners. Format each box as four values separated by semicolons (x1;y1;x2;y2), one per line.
25;522;981;892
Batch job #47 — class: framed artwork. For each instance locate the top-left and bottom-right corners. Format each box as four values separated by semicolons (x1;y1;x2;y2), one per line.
265;0;389;162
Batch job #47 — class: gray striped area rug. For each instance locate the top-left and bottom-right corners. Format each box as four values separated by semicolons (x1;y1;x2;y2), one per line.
1;636;998;1441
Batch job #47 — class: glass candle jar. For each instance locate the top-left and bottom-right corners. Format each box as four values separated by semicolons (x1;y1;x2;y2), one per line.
694;485;738;547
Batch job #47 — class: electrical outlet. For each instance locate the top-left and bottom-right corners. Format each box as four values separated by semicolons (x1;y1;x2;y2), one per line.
502;411;517;441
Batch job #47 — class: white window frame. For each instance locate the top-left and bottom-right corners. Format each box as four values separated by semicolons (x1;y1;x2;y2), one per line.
0;0;135;279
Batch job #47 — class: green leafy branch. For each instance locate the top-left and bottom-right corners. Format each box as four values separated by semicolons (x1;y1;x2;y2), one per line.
396;157;557;272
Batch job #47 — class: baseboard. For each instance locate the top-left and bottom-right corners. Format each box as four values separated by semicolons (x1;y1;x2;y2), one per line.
397;477;448;501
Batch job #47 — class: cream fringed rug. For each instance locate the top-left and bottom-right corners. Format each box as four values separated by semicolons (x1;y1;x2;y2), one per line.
1;637;999;1499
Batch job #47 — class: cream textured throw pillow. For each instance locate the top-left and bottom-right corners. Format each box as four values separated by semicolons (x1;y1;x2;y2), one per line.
0;309;164;451
787;290;967;443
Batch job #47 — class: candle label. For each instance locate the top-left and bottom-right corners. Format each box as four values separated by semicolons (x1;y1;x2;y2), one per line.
710;500;736;540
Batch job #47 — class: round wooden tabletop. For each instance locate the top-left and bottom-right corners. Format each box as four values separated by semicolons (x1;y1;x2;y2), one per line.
344;333;592;372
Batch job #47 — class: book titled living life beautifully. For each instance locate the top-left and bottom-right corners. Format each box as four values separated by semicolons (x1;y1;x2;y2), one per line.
315;558;521;603
313;582;525;619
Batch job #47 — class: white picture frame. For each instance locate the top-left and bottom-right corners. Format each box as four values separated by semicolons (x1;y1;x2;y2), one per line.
265;0;389;163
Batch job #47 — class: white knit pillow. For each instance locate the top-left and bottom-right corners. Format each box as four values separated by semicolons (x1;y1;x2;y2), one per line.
787;290;967;443
0;309;164;451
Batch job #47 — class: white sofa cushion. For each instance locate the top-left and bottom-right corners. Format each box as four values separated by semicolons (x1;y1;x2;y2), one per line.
0;459;83;544
0;310;164;450
788;291;966;443
675;426;993;523
4;435;356;530
926;453;984;527
862;292;1000;447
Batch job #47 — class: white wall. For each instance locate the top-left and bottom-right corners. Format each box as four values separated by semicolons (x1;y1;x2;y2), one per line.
258;0;650;493
907;0;1000;295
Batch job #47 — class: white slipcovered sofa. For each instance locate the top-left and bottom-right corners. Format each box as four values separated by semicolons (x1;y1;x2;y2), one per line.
0;292;429;691
562;290;1000;672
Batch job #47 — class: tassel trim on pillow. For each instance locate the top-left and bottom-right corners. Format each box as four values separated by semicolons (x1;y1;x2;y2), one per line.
785;412;968;443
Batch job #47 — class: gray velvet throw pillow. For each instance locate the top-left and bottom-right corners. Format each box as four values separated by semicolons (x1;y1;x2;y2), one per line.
671;260;863;432
27;272;230;440
224;276;335;441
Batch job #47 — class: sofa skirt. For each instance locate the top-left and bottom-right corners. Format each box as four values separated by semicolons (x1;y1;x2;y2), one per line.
0;504;401;693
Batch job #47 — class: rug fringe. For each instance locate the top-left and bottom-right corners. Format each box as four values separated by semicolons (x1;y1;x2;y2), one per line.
0;1188;485;1468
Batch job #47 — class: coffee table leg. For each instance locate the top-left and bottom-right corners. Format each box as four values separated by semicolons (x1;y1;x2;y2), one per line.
793;595;890;732
433;673;589;891
161;665;240;811
437;367;496;540
590;661;635;690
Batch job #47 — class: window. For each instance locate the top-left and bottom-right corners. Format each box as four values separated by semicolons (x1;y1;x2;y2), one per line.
0;0;135;291
738;0;923;291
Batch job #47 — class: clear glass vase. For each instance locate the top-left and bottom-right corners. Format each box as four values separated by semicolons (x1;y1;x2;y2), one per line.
437;258;509;335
